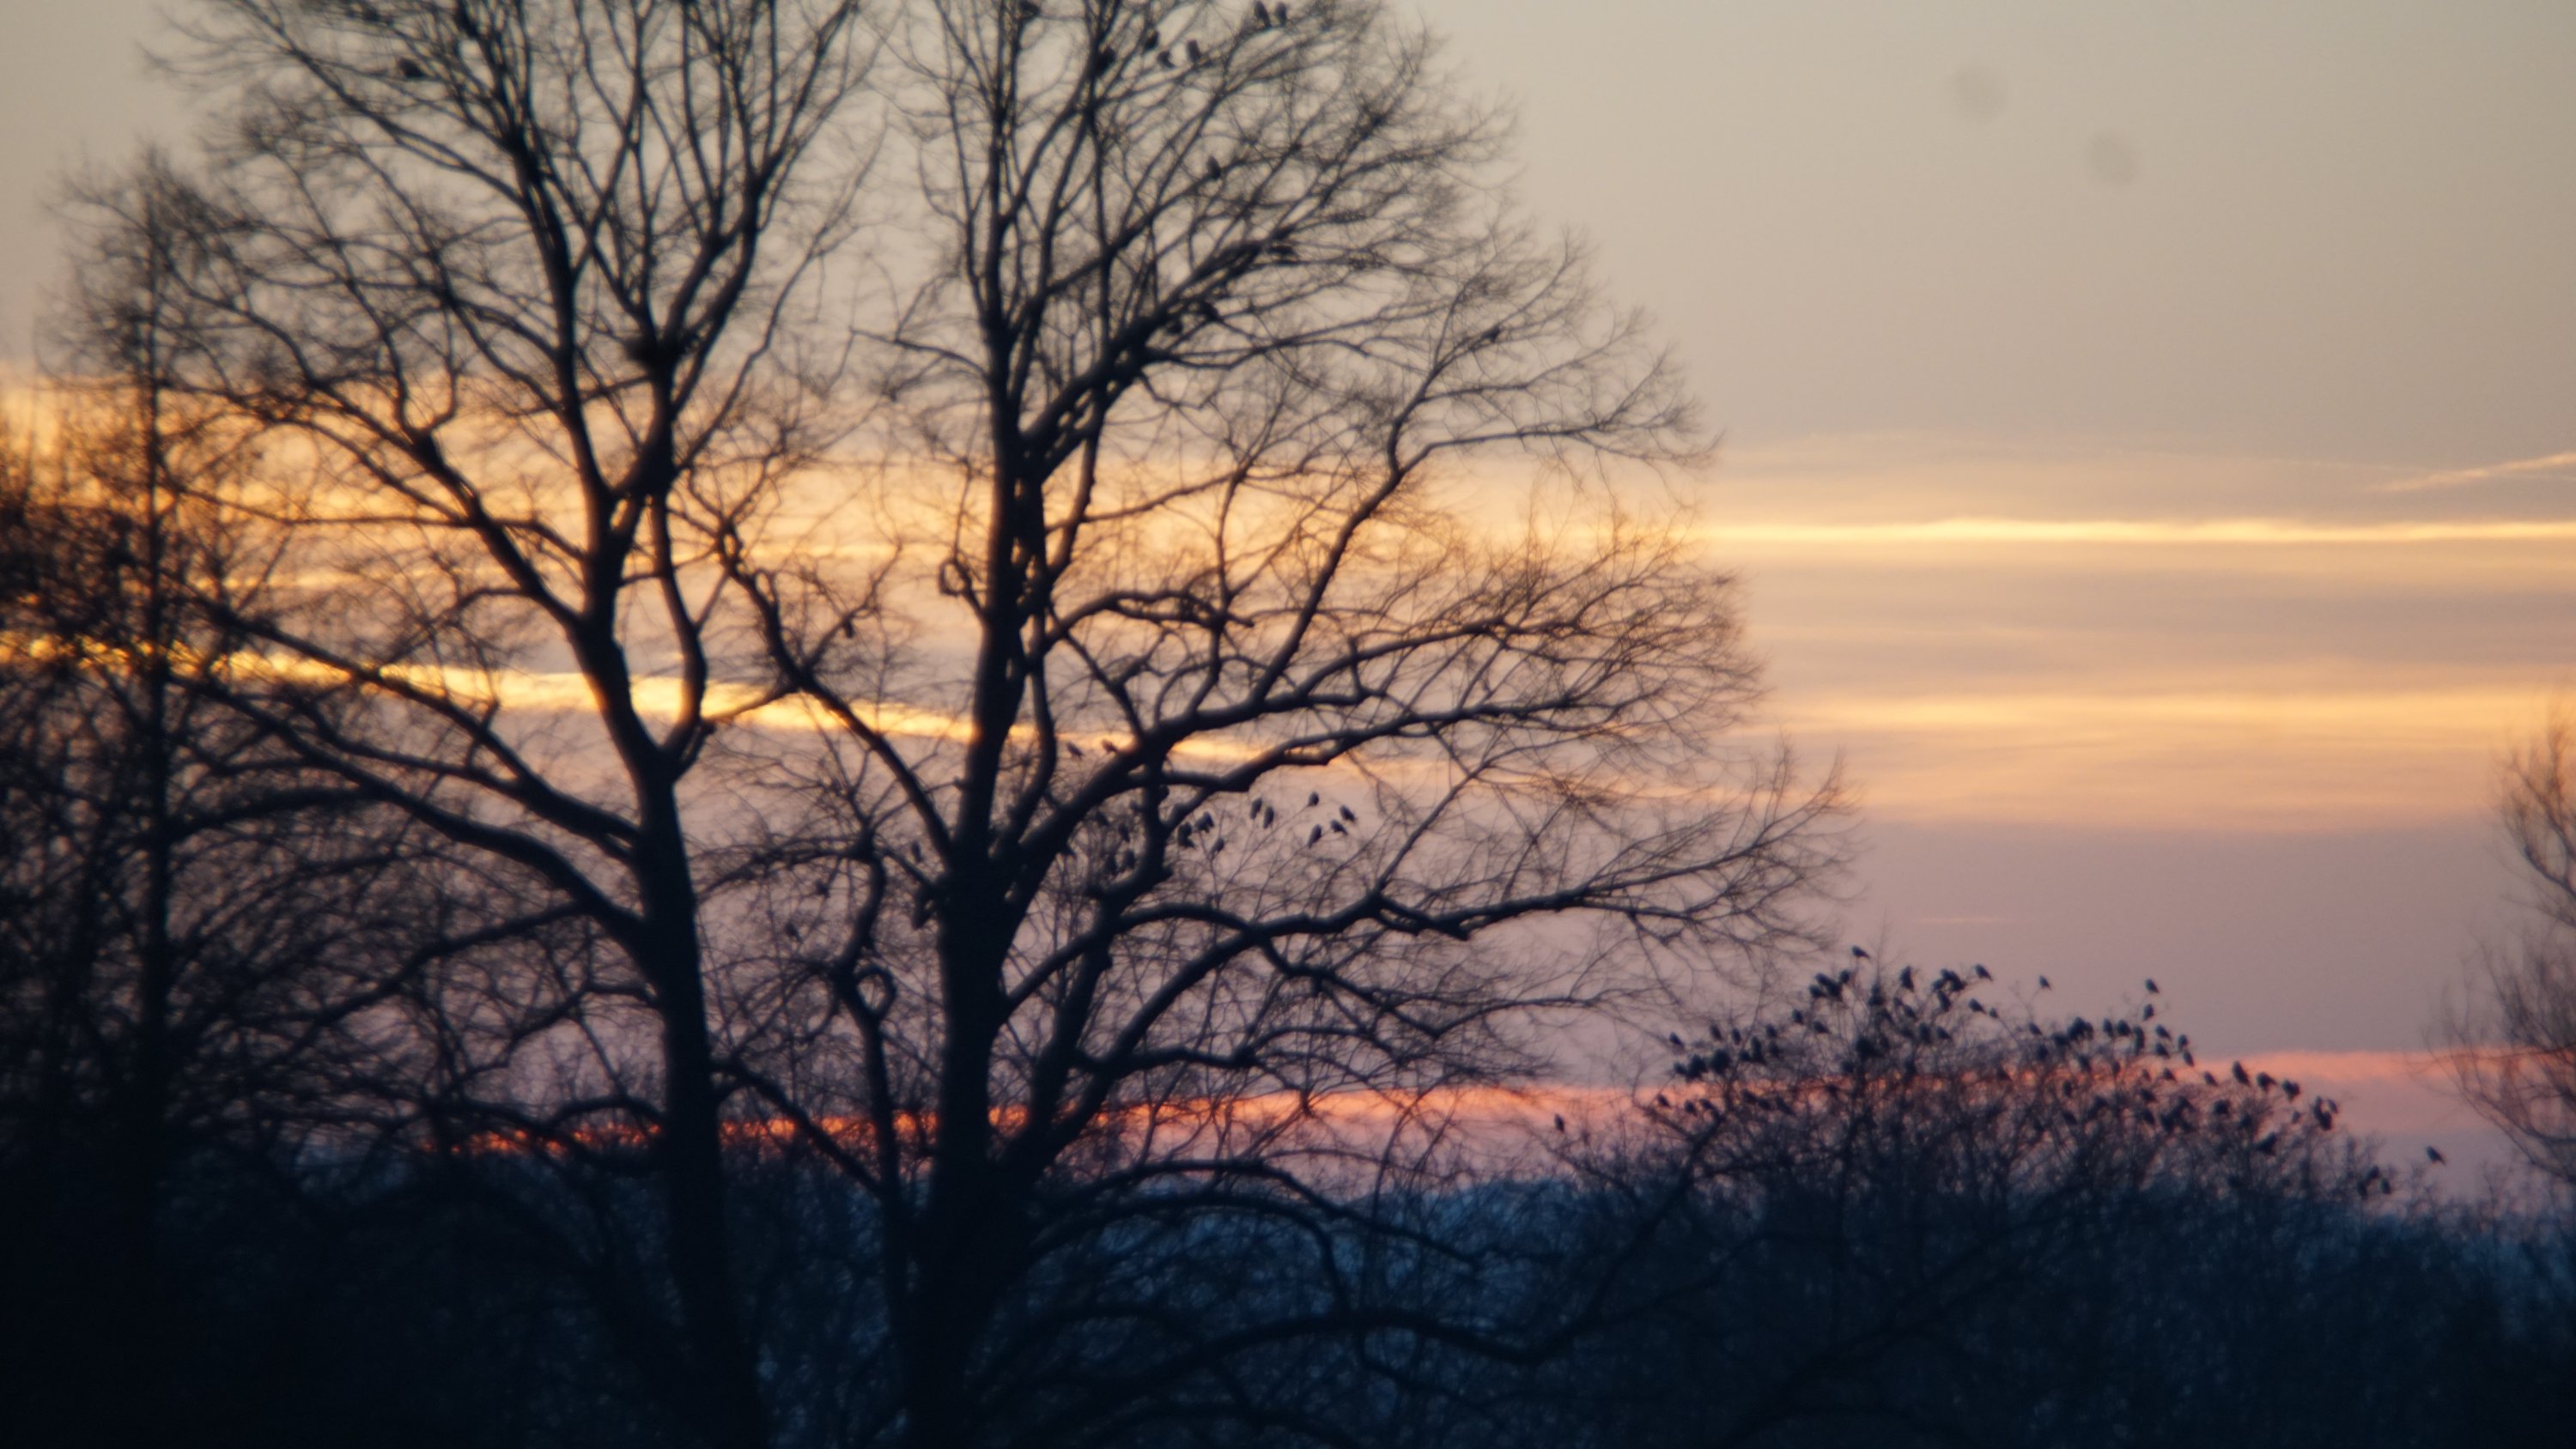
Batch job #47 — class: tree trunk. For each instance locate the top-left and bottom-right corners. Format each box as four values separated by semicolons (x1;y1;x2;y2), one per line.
636;828;769;1449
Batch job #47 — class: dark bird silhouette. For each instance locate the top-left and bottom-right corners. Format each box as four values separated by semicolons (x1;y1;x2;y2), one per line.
2037;974;2050;990
1850;945;1871;961
1307;791;1320;807
1250;0;1271;25
1553;1113;1566;1132
2232;1061;2251;1086
1307;826;1322;846
2145;978;2160;994
1972;963;1991;980
2427;1145;2445;1165
397;58;428;81
1185;38;1202;63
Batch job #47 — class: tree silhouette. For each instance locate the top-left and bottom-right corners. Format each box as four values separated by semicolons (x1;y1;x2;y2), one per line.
712;3;1839;1443
1543;962;2375;1448
78;3;879;1444
0;251;428;1446
75;3;1837;1446
2451;710;2576;1194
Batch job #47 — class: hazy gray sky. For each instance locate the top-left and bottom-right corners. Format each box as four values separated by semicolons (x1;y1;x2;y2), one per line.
3;2;2569;1155
1405;0;2576;1090
0;0;190;361
11;2;2574;452
1417;0;2576;464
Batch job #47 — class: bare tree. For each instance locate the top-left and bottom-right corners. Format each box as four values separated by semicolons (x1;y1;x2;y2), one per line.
84;3;879;1446
706;3;1842;1445
2451;712;2576;1192
98;2;1834;1444
0;246;428;1446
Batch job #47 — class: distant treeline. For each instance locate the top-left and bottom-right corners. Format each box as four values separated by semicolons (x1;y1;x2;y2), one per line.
6;951;2572;1448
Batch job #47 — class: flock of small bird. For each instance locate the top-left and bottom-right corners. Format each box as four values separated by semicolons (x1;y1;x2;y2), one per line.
1019;2;1301;71
1089;788;1366;881
1623;954;2468;1171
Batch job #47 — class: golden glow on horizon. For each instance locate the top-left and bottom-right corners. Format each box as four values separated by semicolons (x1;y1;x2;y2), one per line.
15;391;2567;834
191;649;1292;765
1676;435;2576;832
1781;683;2537;830
1704;516;2576;547
1785;685;2541;739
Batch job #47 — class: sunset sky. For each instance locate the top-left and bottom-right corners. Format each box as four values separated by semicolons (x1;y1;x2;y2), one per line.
8;0;2572;1165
